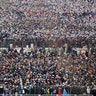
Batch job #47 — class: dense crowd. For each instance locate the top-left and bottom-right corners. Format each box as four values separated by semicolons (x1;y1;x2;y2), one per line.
0;0;96;42
0;46;96;94
0;0;96;95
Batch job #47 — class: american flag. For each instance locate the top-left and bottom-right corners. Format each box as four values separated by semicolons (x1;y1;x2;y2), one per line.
91;13;96;18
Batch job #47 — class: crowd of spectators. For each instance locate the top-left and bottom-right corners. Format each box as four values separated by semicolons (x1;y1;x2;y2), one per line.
0;0;96;48
0;0;96;95
0;45;96;94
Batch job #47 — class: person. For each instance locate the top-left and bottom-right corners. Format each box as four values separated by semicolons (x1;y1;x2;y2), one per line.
87;86;90;95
